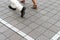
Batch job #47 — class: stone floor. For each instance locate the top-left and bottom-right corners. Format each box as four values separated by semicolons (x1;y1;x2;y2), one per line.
0;0;60;40
0;23;26;40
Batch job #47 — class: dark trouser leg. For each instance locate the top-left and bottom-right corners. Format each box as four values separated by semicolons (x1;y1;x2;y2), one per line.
8;5;16;10
21;7;26;18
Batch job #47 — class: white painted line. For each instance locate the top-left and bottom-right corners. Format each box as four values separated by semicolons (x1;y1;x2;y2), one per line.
25;35;34;40
0;18;2;21
57;31;60;35
51;33;60;40
0;18;34;40
10;27;19;32
50;31;60;40
1;19;7;24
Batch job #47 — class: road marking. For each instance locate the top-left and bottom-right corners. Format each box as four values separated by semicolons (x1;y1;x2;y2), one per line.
0;18;34;40
50;31;60;40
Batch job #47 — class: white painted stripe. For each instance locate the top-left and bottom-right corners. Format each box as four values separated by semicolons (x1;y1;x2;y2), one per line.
25;35;34;40
10;27;19;32
0;18;34;40
50;31;60;40
57;31;60;35
51;34;60;40
0;18;2;21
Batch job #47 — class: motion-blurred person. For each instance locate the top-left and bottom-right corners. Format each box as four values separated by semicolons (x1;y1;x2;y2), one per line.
20;0;37;9
8;0;26;18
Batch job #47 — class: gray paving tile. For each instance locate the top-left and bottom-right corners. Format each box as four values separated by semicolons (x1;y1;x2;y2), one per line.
27;11;37;16
20;37;27;40
41;22;53;29
55;21;60;27
27;23;39;29
3;29;15;37
9;33;22;40
35;16;49;25
47;18;57;24
0;23;4;28
6;12;16;17
39;16;49;21
14;17;25;22
35;26;47;34
35;19;45;25
1;8;11;13
0;33;6;40
28;15;39;22
5;39;10;40
11;12;20;17
3;16;15;23
9;20;19;26
0;26;8;33
40;10;48;15
0;12;5;16
43;30;56;39
0;0;60;40
45;12;55;18
44;6;54;11
0;7;6;12
15;23;26;30
34;13;43;18
0;14;9;19
54;6;60;12
57;12;60;16
52;15;60;21
24;13;32;18
21;27;33;35
37;5;45;11
21;19;32;26
49;25;60;33
28;30;41;39
36;35;49;40
52;2;60;7
0;23;26;40
50;9;58;14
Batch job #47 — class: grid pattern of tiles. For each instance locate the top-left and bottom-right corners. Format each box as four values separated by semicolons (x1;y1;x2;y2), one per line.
0;18;34;40
0;0;60;40
0;23;27;40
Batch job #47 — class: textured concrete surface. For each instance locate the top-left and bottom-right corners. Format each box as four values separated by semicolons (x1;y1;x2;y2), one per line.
0;0;60;40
